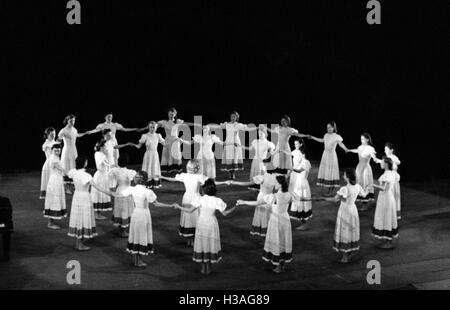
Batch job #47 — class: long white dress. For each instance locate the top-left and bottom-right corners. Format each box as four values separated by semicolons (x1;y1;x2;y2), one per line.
140;133;164;180
333;184;366;253
191;195;227;263
122;185;157;255
58;126;78;173
194;134;221;179
317;133;343;188
110;167;136;228
67;169;97;239
251;173;279;236
388;154;402;219
262;191;293;265
372;171;400;240
91;152;112;211
159;119;184;173
249;138;275;181
175;173;208;237
289;152;312;221
356;145;376;202
95;122;124;165
40;139;56;199
221;122;247;171
272;126;298;172
43;154;67;219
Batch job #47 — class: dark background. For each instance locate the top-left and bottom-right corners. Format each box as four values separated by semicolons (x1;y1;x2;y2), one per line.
1;1;449;181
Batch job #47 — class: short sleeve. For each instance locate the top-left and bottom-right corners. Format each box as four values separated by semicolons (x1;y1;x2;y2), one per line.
263;194;276;205
95;124;103;130
67;169;76;179
302;160;311;172
268;141;276;151
290;127;299;135
57;128;65;139
177;119;184;124
238;123;247;131
115;123;124;130
251;140;257;148
211;134;221;143
145;189;157;203
253;175;264;185
395;172;401;182
216;198;227;212
175;173;185;182
139;134;147;144
370;146;376;155
198;174;208;184
191;196;201;208
336;134;343;143
378;173;387;183
193;135;203;143
81;172;93;184
126;169;137;180
337;186;348;199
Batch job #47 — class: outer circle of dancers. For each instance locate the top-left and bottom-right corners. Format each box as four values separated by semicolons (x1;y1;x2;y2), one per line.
39;109;401;274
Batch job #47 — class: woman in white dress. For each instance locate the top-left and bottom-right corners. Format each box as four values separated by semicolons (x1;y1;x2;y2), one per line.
134;121;165;188
175;179;237;275
347;133;377;209
307;122;348;196
372;157;400;249
43;144;67;229
374;142;401;219
288;139;312;231
323;168;368;263
87;112;141;166
91;139;113;220
40;127;57;199
157;108;185;174
67;155;107;251
58;114;89;193
161;160;229;246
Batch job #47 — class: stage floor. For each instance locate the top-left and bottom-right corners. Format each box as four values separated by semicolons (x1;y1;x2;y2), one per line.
1;161;450;290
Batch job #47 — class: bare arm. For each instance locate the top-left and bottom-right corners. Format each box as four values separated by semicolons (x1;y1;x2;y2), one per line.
114;142;135;149
338;142;349;152
373;181;389;192
221;205;237;216
153;200;177;208
309;135;324;143
230;180;255;187
160;176;181;183
175;203;199;213
236;199;265;207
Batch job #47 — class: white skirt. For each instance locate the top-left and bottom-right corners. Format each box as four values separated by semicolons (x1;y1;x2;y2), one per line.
179;192;200;237
250;192;270;236
356;163;375;202
44;174;67;219
333;203;360;253
317;150;340;187
262;212;293;265
161;137;182;171
249;158;264;181
394;181;401;219
112;195;135;228
221;144;244;171
68;191;97;239
61;145;77;172
193;215;222;263
272;144;292;171
91;170;112;211
289;174;312;220
198;156;216;179
373;191;398;240
142;150;161;179
40;159;51;199
127;208;153;255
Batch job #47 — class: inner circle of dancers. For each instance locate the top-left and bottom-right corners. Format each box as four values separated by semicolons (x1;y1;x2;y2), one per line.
40;110;401;274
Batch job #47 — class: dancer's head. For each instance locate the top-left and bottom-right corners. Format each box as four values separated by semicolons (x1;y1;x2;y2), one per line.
382;156;394;171
293;137;304;150
280;115;291;127
344;168;357;185
75;155;88;169
134;171;148;185
327;121;337;133
104;112;113;123
63;114;76;126
148;121;157;133
230;111;240;123
168;107;177;120
102;128;112;140
203;125;210;135
94;139;107;152
361;132;372;145
186;159;200;174
202;178;217;196
51;143;62;156
275;175;289;192
258;125;267;139
44;127;56;140
384;142;395;156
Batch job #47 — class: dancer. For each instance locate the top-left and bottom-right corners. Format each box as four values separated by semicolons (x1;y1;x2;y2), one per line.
375;142;401;219
307;121;348;196
109;155;137;238
40;127;57;199
372;157;400;249
134;121;165;188
67;155;104;251
157;107;185;174
237;175;294;273
161;160;228;246
230;157;280;237
88;112;141;165
288;139;312;230
58;114;89;193
347;133;377;209
179;125;226;179
175;179;237;275
322;168;368;263
91;139;113;220
43;144;67;229
266;115;307;174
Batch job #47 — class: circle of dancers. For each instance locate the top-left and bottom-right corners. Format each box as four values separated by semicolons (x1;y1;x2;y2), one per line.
39;110;401;274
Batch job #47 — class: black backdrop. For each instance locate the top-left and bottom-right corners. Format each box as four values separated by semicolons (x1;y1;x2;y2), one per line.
1;1;449;181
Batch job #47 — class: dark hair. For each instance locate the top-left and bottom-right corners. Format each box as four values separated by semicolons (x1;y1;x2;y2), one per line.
94;139;107;152
293;137;304;145
135;170;148;185
43;127;55;139
105;112;113;117
327;121;337;133
383;156;394;171
75;155;88;169
281;115;291;126
230;111;240;122
118;154;129;167
385;142;395;153
202;178;217;196
51;143;62;150
275;175;289;193
345;168;357;185
361;132;373;145
168;107;178;121
102;128;112;136
63;114;76;125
